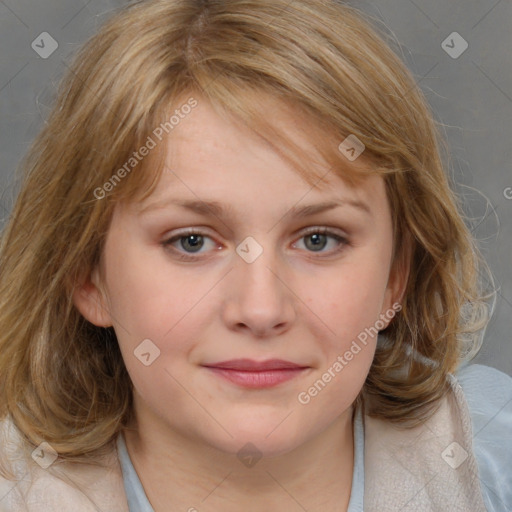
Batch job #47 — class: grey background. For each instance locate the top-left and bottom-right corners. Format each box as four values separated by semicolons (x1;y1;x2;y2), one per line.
0;0;511;376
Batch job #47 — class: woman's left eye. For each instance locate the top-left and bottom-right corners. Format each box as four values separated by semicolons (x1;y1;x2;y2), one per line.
161;227;348;260
293;228;348;254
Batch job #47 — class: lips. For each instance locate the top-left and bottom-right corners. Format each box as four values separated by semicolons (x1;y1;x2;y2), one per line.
202;358;308;371
201;359;310;389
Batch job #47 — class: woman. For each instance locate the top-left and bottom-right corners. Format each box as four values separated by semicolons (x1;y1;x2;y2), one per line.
0;1;510;510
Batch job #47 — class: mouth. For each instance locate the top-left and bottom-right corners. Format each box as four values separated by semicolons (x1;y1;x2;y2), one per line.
201;359;310;389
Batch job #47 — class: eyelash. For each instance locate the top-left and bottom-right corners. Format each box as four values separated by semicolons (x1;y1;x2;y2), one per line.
161;227;349;262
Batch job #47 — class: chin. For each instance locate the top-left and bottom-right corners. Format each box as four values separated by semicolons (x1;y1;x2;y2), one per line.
217;438;302;461
201;423;308;460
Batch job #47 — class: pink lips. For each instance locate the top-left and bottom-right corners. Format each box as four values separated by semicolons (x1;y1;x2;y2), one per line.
202;358;309;389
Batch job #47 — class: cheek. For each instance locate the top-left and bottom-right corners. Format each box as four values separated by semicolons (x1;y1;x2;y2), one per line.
104;244;190;336
311;263;389;336
102;256;193;396
298;255;390;395
300;280;381;412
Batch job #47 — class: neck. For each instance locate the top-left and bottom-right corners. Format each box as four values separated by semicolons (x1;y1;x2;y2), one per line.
123;402;356;512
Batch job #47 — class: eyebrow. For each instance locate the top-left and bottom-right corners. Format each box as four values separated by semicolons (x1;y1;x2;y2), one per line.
139;197;371;218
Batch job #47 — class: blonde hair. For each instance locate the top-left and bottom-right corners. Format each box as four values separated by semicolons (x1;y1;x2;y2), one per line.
0;0;492;464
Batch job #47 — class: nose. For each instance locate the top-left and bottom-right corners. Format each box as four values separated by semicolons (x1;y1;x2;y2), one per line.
221;244;296;338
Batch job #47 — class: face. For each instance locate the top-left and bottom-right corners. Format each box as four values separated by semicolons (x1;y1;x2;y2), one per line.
74;94;405;458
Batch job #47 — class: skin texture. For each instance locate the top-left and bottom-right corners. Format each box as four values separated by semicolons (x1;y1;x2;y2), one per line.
73;95;407;511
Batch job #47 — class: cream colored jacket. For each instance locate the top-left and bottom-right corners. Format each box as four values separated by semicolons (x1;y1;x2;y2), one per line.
0;371;494;511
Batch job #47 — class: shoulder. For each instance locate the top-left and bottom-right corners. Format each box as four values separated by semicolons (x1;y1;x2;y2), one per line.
0;415;32;511
451;363;512;512
0;416;128;512
453;362;512;422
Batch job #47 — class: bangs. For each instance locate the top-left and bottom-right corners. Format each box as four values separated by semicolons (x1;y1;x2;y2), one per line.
112;82;391;212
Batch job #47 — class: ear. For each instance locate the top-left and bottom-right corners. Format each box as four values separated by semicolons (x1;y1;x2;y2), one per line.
380;230;413;323
72;266;113;327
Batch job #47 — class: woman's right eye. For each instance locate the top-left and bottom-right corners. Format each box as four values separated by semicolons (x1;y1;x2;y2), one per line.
161;230;220;260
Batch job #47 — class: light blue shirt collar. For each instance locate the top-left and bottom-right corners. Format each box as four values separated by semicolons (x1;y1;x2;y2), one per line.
116;404;365;512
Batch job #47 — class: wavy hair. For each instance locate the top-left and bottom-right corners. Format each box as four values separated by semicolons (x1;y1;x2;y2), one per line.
0;0;493;464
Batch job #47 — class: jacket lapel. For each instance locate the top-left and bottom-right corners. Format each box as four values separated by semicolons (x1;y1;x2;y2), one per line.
363;374;487;511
